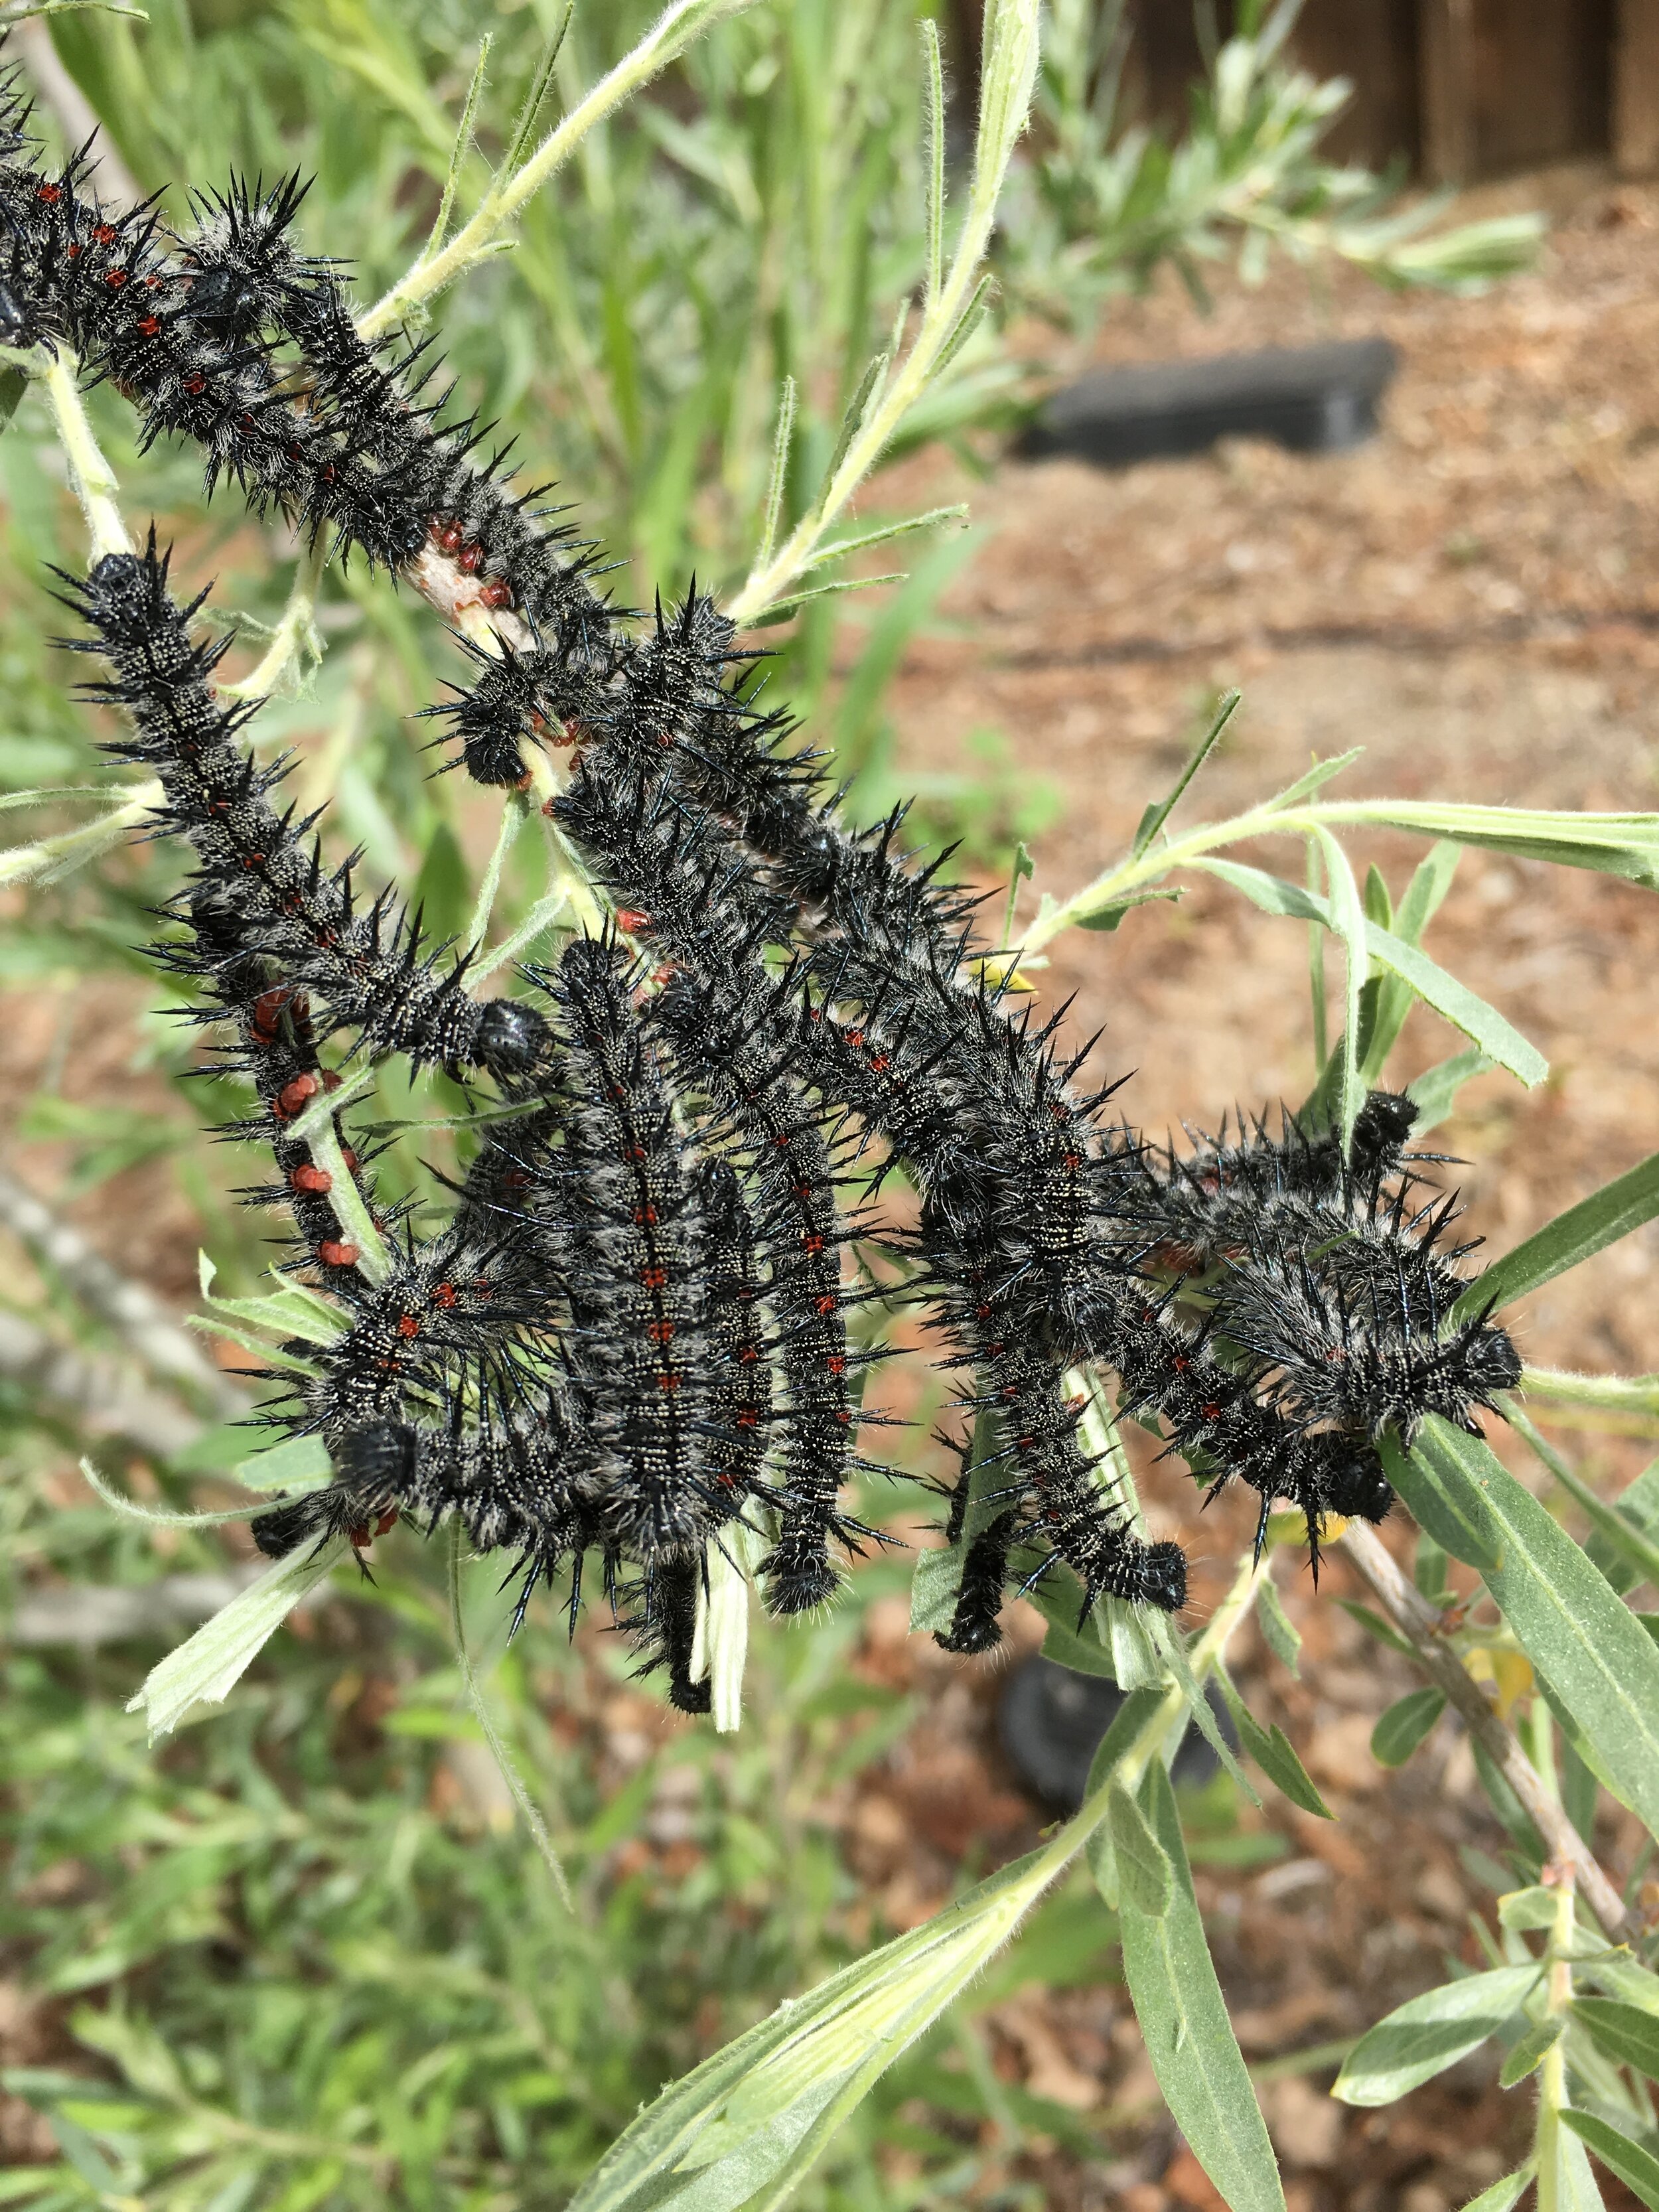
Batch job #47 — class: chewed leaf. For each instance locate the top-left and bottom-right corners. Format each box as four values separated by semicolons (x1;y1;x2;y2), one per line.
126;1536;349;1739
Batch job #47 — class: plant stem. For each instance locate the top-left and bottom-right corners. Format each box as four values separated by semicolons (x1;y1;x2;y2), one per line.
0;778;161;887
41;346;130;561
356;0;767;342
222;536;328;703
724;0;1039;625
1340;1519;1638;1944
1536;1869;1578;2212
1523;1366;1659;1418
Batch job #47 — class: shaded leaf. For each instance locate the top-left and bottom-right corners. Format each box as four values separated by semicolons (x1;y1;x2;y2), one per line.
1403;1418;1659;1839
1370;1688;1447;1768
1457;2166;1535;2212
1498;2016;1561;2088
1108;1783;1172;1917
1215;1670;1330;1817
1574;1998;1659;2083
1381;1430;1502;1571
1115;1761;1285;2212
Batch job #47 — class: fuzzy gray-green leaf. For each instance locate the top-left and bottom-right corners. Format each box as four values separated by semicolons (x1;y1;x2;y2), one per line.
1403;1418;1659;1839
1458;1149;1659;1317
1370;1688;1447;1768
1115;1762;1285;2212
1333;1965;1541;2106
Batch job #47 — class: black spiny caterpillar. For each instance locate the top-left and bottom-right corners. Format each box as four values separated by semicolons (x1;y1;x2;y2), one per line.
18;105;1524;1692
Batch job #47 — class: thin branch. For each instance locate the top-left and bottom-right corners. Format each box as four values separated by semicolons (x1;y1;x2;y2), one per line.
0;1306;206;1461
1341;1518;1640;1946
0;1165;248;1419
356;0;766;342
41;344;131;560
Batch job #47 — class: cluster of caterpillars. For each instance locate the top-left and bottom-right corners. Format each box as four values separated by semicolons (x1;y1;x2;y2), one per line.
9;85;1520;1702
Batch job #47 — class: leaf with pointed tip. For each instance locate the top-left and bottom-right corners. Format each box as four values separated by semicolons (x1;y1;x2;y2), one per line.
1115;1761;1285;2212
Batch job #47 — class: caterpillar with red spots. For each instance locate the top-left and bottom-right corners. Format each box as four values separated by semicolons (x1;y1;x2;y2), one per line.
30;82;1532;1687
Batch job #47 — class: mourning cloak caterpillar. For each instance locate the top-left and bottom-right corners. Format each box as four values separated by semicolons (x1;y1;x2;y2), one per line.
34;82;1530;1688
65;542;555;1086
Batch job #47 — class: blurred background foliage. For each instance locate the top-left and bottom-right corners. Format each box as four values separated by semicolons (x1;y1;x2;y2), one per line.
0;1;1543;2203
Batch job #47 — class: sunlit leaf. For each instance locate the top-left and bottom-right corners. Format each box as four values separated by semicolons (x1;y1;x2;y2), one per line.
1333;1966;1540;2106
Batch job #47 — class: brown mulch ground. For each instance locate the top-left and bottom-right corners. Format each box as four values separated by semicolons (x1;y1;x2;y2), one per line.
6;159;1659;2206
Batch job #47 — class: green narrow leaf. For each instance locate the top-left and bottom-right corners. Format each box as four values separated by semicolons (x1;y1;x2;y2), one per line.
1115;1760;1285;2212
1256;1576;1301;1676
125;1536;351;1740
1370;1688;1447;1768
1551;2114;1612;2212
501;1;573;178
1074;885;1183;932
1263;748;1364;810
1362;919;1546;1088
1585;1457;1659;1597
1459;1150;1659;1317
1404;1417;1659;1838
1315;833;1373;1138
569;1822;1076;2212
1573;1998;1659;2082
929;270;996;383
920;15;945;301
1153;1617;1256;1801
1108;1783;1173;1916
799;503;968;576
1214;1669;1331;1817
1561;2113;1659;2212
1498;2016;1562;2088
1358;843;1460;1081
1348;801;1659;889
1333;1966;1542;2106
1407;1047;1494;1134
1197;861;1546;1086
1457;2166;1536;2212
1334;1597;1416;1660
1380;1430;1502;1572
823;350;890;491
1362;863;1393;928
1508;1410;1659;1599
1131;690;1240;858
